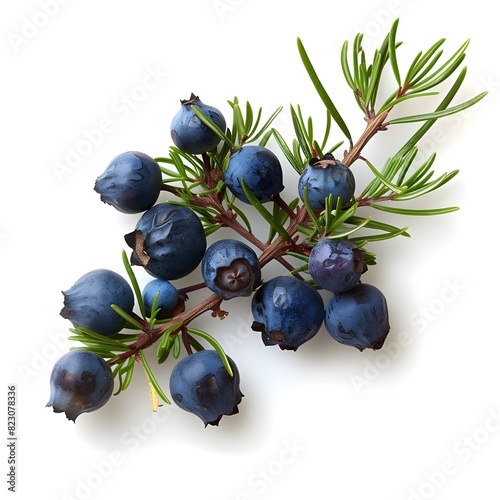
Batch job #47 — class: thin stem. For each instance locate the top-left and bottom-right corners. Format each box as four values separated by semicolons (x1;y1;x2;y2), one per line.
343;82;415;167
108;293;224;366
177;281;208;297
357;194;395;207
160;184;180;195
181;326;193;355
271;194;297;220
201;195;299;273
201;153;215;190
343;110;390;166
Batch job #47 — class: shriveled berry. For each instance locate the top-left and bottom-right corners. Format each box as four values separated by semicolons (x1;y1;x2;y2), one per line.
169;350;243;427
142;279;179;319
60;269;134;337
47;350;114;422
324;283;390;351
251;276;324;351
224;145;284;204
309;238;367;293
298;154;355;211
201;239;261;300
124;202;207;280
170;93;226;154
94;151;162;214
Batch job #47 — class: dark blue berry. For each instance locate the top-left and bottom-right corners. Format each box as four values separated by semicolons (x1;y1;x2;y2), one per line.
143;279;179;319
170;93;226;154
60;269;134;337
201;239;261;300
47;350;114;422
224;145;284;204
169;350;243;427
251;276;325;351
124;202;207;280
309;238;367;293
324;283;390;351
298;154;355;211
94;151;163;214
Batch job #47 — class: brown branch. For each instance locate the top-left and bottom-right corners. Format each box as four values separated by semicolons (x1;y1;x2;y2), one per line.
109;293;224;366
343;110;390;167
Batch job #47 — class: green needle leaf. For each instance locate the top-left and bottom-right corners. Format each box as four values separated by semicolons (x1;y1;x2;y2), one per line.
191;105;234;148
341;40;356;90
397;67;476;157
347;216;411;238
240;178;292;242
290;104;312;158
411;39;470;91
113;357;135;395
249;106;283;143
244;100;254;134
404;39;445;84
111;304;144;331
228;202;253;233
389;18;401;86
301;186;322;235
371;204;459;216
364;158;407;194
139;350;171;405
69;326;131;348
297;37;352;140
121;249;146;318
351;224;410;243
156;322;183;363
173;333;181;359
389;91;487;124
364;50;383;108
272;128;305;174
121;360;135;392
187;328;234;377
326;216;372;239
378;91;439;114
394;170;459;200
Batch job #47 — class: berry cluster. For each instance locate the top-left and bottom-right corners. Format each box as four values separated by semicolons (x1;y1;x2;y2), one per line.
47;20;485;427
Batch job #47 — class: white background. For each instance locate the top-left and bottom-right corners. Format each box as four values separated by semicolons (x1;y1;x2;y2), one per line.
2;1;499;499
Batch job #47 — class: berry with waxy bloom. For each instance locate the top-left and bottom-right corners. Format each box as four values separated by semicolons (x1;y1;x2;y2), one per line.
201;239;261;300
47;350;114;422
